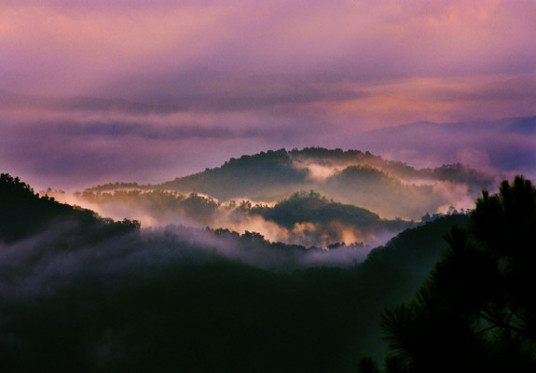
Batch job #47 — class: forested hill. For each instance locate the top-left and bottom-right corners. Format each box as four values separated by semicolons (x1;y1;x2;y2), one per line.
158;149;307;199
0;172;471;371
0;173;139;244
251;190;412;233
85;148;495;220
163;148;494;197
76;188;413;248
89;148;494;196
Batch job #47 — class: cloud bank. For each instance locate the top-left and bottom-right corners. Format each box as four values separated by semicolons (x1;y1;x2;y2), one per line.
1;0;534;189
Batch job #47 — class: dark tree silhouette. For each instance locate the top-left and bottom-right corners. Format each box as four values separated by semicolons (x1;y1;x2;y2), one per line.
361;176;536;373
0;173;140;244
357;357;381;373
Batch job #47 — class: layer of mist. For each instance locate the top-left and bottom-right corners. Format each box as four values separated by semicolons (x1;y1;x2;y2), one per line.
0;173;470;371
71;148;486;249
128;148;495;220
67;189;412;249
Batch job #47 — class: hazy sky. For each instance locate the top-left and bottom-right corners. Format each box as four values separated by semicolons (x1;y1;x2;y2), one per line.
1;0;535;189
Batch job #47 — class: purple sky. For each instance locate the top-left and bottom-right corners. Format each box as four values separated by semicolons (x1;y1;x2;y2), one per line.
1;0;535;189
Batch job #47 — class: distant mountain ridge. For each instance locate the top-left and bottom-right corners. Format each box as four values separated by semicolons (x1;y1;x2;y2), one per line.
86;148;494;220
369;116;536;135
357;116;536;176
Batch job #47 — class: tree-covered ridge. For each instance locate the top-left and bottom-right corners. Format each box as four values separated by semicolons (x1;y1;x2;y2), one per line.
84;147;494;220
251;190;411;232
154;148;494;196
359;176;536;372
252;190;380;228
86;147;494;195
0;173;139;244
76;188;414;248
156;148;307;199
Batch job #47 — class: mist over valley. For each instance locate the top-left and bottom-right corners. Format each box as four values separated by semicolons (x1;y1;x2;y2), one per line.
1;1;535;371
60;148;494;249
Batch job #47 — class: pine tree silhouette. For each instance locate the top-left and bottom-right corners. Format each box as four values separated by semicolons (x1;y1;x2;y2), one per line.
360;176;536;373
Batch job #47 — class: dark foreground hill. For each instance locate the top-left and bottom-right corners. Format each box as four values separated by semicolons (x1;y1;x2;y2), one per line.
0;173;139;244
0;173;469;372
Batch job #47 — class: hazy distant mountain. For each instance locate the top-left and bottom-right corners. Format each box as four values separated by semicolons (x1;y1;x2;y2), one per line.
356;116;536;175
87;148;494;220
509;115;536;134
366;116;536;138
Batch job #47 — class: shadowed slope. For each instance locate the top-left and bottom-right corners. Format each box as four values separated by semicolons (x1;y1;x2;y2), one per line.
0;174;470;372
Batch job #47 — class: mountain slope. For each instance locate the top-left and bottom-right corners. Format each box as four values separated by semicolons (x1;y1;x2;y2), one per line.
159;149;308;200
76;189;413;248
88;148;493;220
0;174;471;372
0;173;139;244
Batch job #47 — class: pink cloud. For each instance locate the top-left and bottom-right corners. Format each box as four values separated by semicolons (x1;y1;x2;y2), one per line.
1;1;534;187
1;1;533;97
